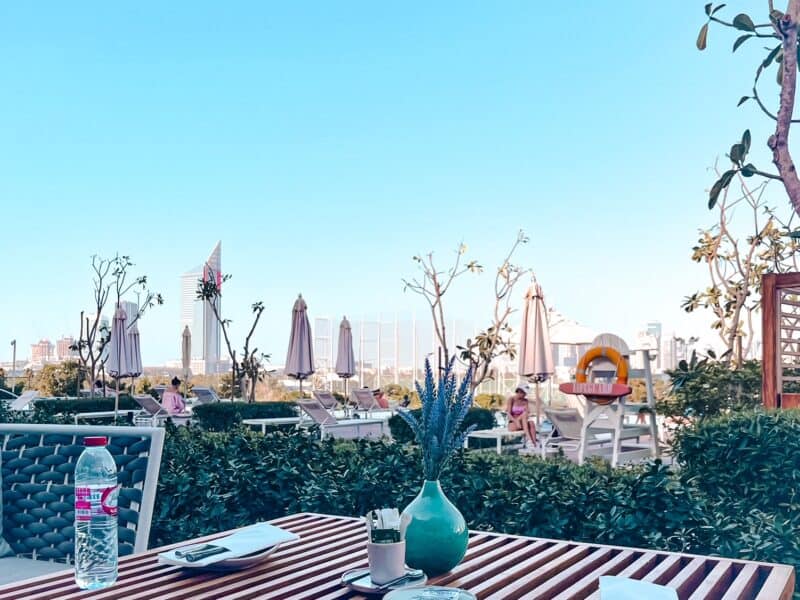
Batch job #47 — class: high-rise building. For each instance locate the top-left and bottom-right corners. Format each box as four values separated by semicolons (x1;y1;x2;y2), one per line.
56;336;77;361
646;321;663;370
180;242;222;374
118;300;139;325
30;339;54;365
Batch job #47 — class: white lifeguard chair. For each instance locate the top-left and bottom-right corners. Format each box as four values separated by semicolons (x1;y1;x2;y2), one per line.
557;333;659;467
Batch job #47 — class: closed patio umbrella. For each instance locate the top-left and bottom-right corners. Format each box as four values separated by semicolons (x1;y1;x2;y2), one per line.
285;294;314;394
519;282;554;425
335;316;355;410
182;325;191;397
127;320;143;394
106;304;133;419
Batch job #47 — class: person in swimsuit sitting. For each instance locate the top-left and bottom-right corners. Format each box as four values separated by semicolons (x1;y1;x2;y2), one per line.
506;385;536;448
161;377;187;415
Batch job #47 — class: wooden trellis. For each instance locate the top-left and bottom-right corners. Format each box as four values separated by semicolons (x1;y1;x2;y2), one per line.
762;273;800;409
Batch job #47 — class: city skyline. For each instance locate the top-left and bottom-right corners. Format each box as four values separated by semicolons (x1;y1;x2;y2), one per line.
180;241;223;374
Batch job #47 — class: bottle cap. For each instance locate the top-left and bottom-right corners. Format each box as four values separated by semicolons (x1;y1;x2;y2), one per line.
83;436;108;447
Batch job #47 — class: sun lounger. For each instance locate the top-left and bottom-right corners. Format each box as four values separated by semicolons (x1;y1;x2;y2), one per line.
541;408;611;457
350;388;391;416
312;390;339;411
296;400;386;440
190;386;220;405
132;394;189;426
6;390;40;412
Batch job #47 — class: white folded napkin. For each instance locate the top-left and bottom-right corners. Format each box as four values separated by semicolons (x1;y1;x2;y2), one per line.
158;523;299;567
599;576;678;600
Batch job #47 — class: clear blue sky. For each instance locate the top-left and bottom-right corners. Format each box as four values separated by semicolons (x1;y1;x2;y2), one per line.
0;1;788;364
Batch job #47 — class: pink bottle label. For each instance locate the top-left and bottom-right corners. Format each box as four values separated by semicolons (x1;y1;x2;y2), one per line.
75;485;119;521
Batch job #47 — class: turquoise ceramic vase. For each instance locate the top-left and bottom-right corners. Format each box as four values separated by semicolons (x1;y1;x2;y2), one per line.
401;480;468;576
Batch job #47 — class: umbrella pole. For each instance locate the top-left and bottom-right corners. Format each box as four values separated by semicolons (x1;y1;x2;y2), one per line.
115;378;120;421
535;381;541;427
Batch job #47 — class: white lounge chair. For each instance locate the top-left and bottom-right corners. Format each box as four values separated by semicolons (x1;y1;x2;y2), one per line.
133;394;189;426
541;408;612;458
296;400;386;440
190;386;221;405
312;390;339;411
6;390;40;412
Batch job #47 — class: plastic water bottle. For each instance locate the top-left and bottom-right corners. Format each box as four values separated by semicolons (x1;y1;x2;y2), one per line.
74;436;119;590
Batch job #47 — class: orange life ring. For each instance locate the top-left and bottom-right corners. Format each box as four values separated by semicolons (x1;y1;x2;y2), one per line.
575;346;629;404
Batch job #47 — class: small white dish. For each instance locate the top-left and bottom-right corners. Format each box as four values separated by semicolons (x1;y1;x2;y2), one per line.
384;587;477;600
196;545;281;572
341;567;427;594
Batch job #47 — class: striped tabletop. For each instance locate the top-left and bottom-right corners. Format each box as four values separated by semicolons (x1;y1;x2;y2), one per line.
0;512;794;599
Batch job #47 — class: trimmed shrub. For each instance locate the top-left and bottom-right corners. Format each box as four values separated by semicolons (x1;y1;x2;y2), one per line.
150;427;706;553
191;401;297;431
673;409;800;512
388;408;495;444
33;396;140;418
661;357;761;418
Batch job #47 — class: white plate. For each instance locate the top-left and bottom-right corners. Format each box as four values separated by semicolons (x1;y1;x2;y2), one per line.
341;568;427;594
384;587;477;600
198;545;281;572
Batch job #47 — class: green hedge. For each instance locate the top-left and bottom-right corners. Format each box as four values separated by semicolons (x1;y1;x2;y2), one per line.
33;396;140;418
190;402;298;431
149;411;800;589
150;426;705;551
674;410;800;512
388;408;495;444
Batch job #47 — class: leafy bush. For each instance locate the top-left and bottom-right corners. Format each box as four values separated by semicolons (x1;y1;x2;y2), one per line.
673;409;800;512
150;427;708;552
147;413;800;589
388;408;495;444
190;401;297;431
33;396;140;418
660;354;761;418
30;361;83;397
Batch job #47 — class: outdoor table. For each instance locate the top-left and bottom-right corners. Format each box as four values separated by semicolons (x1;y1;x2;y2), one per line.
242;417;307;433
0;512;793;599
465;428;526;454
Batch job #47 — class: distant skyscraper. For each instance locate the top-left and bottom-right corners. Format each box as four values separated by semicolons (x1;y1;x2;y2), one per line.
56;336;77;361
30;339;54;365
646;321;663;370
180;242;222;374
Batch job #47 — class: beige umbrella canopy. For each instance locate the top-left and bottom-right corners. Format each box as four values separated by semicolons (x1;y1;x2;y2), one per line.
518;282;554;424
335;316;356;396
285;294;314;393
106;304;133;419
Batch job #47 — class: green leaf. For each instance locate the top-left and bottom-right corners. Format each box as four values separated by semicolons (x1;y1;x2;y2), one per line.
762;45;782;69
742;129;751;154
729;143;744;164
789;230;800;239
732;35;752;52
777;61;785;85
697;23;709;50
741;163;757;177
737;96;751;106
732;13;756;32
712;3;726;15
709;180;724;209
704;3;713;16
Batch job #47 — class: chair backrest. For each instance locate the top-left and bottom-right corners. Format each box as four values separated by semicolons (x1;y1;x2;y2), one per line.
589;333;631;379
351;388;378;410
296;400;338;425
9;391;39;412
0;424;164;562
133;395;166;416
191;387;220;404
544;408;583;440
312;390;338;410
